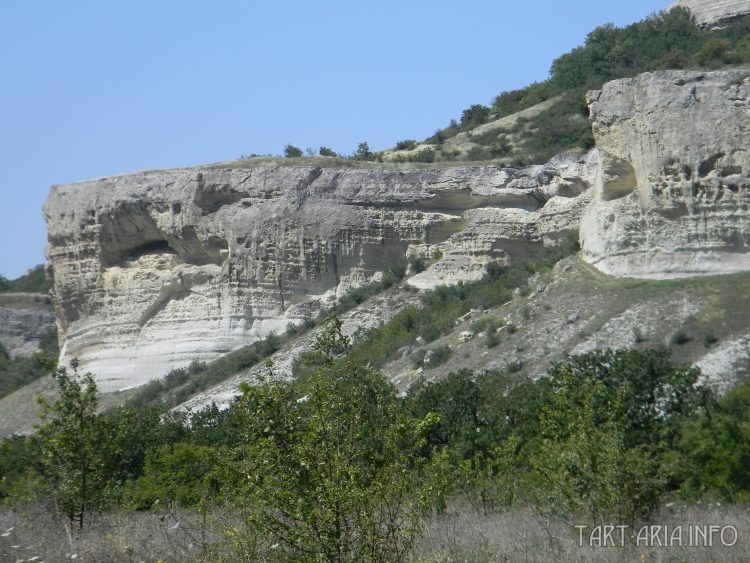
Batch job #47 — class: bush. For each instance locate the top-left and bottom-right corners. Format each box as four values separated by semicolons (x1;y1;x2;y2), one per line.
318;146;337;157
461;104;491;129
530;349;713;520
395;139;418;151
0;265;49;294
283;144;303;158
413;345;451;370
671;329;691;345
354;141;373;160
219;319;440;560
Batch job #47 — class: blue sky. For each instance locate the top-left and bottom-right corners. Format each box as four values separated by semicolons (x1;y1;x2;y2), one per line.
0;0;666;279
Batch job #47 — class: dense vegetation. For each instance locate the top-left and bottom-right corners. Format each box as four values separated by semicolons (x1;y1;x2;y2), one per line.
2;236;749;558
0;265;48;294
415;8;750;163
274;9;750;166
2;322;748;559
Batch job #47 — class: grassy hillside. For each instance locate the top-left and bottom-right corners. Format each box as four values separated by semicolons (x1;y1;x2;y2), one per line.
381;7;750;165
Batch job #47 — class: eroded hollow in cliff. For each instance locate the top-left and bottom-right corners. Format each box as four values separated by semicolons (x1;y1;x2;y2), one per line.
194;176;247;214
600;153;637;201
410;190;542;212
102;239;177;267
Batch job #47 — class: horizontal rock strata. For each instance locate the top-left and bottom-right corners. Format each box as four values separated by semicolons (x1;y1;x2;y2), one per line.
0;293;56;358
44;159;591;390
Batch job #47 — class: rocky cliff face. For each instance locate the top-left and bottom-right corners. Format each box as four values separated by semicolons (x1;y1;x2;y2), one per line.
0;293;56;358
668;0;750;26
581;69;750;278
44;160;591;391
44;68;750;391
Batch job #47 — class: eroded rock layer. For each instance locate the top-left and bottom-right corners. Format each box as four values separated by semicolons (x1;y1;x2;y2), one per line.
668;0;750;25
44;160;591;390
0;294;55;358
581;69;750;278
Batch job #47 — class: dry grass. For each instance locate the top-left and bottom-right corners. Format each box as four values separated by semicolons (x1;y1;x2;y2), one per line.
413;501;750;562
3;501;748;561
0;504;240;562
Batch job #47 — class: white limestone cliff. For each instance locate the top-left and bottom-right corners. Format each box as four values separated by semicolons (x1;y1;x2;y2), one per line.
43;68;750;391
668;0;750;26
44;160;591;391
581;69;750;279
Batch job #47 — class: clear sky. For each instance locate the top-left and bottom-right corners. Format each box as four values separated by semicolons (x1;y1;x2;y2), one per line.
1;0;667;279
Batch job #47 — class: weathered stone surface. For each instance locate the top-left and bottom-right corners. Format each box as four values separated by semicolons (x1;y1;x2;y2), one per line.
45;161;590;391
0;293;55;358
668;0;750;26
581;70;750;279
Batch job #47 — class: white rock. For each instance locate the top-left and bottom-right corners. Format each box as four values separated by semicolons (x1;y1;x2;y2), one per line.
581;70;750;279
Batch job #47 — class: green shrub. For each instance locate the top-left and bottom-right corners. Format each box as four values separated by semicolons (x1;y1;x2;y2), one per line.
694;38;733;66
395;139;418;151
0;265;49;294
283;144;303;158
486;331;500;349
671;329;691;345
126;443;221;509
354;141;373;160
318;146;337;157
219;319;439;560
704;331;719;348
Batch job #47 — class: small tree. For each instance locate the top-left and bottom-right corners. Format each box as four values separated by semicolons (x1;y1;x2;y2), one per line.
283;144;303;158
221;317;439;560
529;349;711;522
319;146;337;157
36;359;101;529
355;141;373;160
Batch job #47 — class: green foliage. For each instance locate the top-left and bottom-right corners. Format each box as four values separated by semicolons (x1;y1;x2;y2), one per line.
410;147;436;163
283;144;303;158
460;104;491;129
677;378;750;501
343;231;579;371
425;8;750;163
492;81;555;117
704;331;719;348
408;254;428;274
0;435;46;507
412;345;452;370
36;362;101;528
319;146;338;157
354;140;373;160
395;139;418;151
126;443;221;509
671;328;692;345
96;405;189;505
0;265;49;294
530;349;712;521
522;89;594;162
220;318;440;560
128;335;281;408
695;38;733;66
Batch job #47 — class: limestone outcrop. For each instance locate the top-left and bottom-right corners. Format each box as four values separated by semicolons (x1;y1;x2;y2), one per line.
581;69;750;278
0;293;56;358
44;159;591;391
44;67;750;391
668;0;750;26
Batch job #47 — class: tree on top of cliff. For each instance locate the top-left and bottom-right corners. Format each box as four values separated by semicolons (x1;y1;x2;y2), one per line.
283;144;303;158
